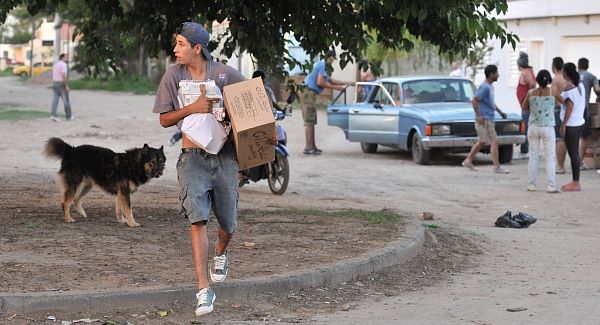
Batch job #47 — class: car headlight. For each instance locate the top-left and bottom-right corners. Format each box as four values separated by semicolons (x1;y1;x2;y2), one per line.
431;124;451;136
501;122;520;133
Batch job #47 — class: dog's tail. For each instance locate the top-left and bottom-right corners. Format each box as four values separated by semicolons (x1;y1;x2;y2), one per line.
43;137;71;160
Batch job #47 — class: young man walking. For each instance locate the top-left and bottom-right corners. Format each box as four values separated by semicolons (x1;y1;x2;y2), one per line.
462;64;510;174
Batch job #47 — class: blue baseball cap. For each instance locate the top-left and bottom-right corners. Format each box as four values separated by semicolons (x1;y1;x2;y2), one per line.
177;22;212;61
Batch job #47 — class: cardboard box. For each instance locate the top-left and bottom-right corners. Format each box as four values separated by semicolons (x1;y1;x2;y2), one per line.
224;77;275;170
583;147;600;169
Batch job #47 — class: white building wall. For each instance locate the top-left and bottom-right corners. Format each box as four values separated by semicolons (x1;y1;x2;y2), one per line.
488;0;600;113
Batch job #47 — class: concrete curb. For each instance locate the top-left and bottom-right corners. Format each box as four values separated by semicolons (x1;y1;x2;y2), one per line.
0;220;425;315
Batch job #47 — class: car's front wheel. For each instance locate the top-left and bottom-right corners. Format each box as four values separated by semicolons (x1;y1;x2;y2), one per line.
19;71;27;78
360;142;378;153
411;133;431;165
498;145;513;164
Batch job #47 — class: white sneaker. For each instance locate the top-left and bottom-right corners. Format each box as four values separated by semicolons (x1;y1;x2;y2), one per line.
493;166;510;174
547;186;560;193
210;252;229;282
527;184;536;191
67;116;75;121
51;116;61;122
195;288;216;316
514;153;529;160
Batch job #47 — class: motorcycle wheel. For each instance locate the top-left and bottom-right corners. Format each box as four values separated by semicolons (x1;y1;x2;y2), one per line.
268;152;289;195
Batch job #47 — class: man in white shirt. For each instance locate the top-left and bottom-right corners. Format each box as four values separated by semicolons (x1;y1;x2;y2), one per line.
51;53;72;121
449;61;463;77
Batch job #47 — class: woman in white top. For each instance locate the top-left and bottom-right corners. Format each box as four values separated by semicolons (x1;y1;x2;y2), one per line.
555;62;586;191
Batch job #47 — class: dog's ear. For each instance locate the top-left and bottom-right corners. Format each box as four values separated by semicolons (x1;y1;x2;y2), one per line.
159;145;164;152
143;144;149;151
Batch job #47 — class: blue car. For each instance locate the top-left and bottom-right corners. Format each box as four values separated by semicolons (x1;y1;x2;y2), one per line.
327;76;525;164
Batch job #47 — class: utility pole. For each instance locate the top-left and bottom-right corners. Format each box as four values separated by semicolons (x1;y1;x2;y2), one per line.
54;12;61;63
28;15;34;79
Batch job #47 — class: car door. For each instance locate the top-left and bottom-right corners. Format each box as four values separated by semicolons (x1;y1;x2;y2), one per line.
348;82;400;145
327;82;380;139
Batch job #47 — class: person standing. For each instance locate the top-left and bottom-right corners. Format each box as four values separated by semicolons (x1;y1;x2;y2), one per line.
555;62;586;192
301;50;354;155
153;22;247;316
516;51;536;159
449;61;463;77
521;70;559;193
551;57;568;174
51;53;72;122
577;58;600;169
462;64;510;174
359;59;375;101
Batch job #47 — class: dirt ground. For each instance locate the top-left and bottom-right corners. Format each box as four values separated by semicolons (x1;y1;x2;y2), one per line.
3;75;599;324
0;175;402;294
0;76;481;324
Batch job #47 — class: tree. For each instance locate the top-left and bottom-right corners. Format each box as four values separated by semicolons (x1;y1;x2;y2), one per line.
1;0;518;79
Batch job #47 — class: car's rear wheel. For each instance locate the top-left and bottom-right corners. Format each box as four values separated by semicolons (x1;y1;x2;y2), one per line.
360;142;378;153
498;145;513;164
411;133;430;165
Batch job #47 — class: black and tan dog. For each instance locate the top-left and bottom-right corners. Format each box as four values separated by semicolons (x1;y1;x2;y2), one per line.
43;137;166;227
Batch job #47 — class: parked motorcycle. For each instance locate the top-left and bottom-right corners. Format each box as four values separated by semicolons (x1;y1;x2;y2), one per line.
238;101;291;195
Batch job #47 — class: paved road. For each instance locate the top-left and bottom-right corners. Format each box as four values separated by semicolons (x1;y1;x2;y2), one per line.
1;77;599;324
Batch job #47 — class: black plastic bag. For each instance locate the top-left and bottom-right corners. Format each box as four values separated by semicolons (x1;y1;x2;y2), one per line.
495;211;537;228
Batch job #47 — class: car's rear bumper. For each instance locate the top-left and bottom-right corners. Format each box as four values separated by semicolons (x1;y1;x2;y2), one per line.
421;135;525;149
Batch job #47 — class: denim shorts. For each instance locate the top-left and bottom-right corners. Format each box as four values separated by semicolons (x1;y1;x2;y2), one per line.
176;141;239;233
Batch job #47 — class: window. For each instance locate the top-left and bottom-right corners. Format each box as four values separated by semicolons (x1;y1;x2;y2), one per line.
402;79;476;104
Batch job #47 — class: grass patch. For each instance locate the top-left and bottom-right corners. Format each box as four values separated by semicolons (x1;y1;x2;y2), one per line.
0;110;49;120
272;207;404;224
0;68;13;77
70;78;158;95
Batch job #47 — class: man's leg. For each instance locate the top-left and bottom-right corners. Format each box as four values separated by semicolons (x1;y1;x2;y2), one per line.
520;111;530;155
556;139;567;173
190;223;210;289
490;139;500;168
215;227;233;255
62;89;72;119
51;83;60;119
192;224;216;317
463;140;483;165
305;125;315;151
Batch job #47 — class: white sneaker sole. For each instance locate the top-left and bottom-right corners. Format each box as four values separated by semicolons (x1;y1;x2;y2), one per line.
210;269;227;282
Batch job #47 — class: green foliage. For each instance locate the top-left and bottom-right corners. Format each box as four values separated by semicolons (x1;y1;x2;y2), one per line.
2;0;518;79
69;78;159;95
0;109;49;120
0;68;13;77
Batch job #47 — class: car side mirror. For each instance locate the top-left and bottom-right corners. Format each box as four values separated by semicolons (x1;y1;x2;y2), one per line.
373;101;383;109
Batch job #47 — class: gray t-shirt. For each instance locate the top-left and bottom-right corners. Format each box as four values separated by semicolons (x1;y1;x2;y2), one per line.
153;61;246;129
579;70;597;110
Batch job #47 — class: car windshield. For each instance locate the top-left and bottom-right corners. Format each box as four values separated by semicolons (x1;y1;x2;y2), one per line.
402;79;476;104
